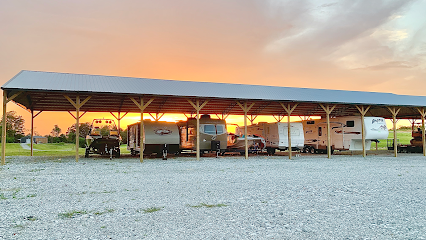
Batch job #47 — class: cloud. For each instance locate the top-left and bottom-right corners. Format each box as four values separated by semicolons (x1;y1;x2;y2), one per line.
354;61;416;71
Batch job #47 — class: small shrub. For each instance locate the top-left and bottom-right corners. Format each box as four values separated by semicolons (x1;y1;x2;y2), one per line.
58;210;88;218
187;203;228;208
140;207;164;213
93;209;115;215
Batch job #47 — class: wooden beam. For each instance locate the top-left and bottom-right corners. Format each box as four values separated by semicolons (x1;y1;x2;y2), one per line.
2;91;6;165
237;101;255;159
187;99;209;160
130;97;155;163
5;91;23;104
319;104;336;159
2;91;24;165
355;105;371;158
64;95;92;162
417;107;426;156
387;106;400;157
280;103;298;159
29;110;43;156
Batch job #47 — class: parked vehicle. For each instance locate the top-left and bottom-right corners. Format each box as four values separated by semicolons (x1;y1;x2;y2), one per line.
227;132;266;154
85;118;121;158
388;125;425;153
127;120;180;160
302;116;388;153
177;115;228;154
240;122;304;154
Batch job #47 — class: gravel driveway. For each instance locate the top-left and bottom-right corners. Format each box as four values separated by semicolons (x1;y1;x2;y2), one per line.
1;154;425;239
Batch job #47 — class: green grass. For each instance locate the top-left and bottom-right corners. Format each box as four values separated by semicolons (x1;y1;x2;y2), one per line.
187;203;228;208
58;210;88;218
139;207;164;213
93;209;115;215
0;143;129;157
371;130;412;149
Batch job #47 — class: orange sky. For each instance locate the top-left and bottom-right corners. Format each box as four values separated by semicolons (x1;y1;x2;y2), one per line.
1;0;425;135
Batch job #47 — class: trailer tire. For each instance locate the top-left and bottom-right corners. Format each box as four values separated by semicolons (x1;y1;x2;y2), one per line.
310;147;316;154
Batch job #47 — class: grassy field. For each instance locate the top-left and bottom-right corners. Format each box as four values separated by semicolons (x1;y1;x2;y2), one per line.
0;130;415;156
0;143;130;156
372;130;412;149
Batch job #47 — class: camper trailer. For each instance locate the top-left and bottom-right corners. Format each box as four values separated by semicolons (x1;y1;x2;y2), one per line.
302;116;388;153
127;120;180;159
177;115;227;154
240;122;305;154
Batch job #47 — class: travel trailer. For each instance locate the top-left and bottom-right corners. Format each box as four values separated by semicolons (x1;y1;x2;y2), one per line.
240;122;305;154
177;115;228;154
302;116;388;153
127;120;180;159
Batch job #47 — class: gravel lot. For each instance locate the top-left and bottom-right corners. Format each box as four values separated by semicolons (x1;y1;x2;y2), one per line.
1;154;425;239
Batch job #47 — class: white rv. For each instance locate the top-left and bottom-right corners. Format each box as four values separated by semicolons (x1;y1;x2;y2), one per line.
238;122;305;154
301;116;388;153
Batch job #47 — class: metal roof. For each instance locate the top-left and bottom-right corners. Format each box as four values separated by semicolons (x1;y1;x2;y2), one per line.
2;70;426;118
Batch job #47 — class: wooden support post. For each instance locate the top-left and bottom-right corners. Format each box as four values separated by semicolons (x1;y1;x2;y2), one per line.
355;105;371;157
319;104;336;159
417;108;426;156
187;99;209;160
236;101;255;159
29;110;43;156
131;97;155;163
280;103;298;159
76;96;80;161
31;110;34;156
65;95;92;162
387;107;400;157
110;112;128;136
1;91;7;165
2;90;22;165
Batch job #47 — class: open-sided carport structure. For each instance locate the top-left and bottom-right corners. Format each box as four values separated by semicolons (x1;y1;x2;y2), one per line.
2;70;426;165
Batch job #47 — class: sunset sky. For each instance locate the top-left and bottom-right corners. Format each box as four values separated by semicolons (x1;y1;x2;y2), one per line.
1;0;425;135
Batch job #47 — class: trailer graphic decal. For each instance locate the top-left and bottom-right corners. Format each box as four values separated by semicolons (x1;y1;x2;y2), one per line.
154;129;172;135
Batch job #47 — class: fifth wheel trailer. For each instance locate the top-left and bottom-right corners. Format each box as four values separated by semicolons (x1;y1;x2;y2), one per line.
301;116;388;153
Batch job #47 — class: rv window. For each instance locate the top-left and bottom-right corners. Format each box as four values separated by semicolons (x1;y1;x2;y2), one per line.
204;125;216;134
346;121;355;127
216;125;225;134
318;127;322;136
307;121;315;124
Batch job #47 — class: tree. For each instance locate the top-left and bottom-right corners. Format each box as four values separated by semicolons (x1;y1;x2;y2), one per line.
66;122;91;137
120;128;128;144
0;111;25;142
51;125;61;137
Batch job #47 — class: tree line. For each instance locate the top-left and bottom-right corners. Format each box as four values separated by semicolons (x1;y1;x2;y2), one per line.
1;111;127;145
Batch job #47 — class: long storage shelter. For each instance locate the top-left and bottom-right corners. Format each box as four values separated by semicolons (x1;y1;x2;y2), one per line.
2;70;426;164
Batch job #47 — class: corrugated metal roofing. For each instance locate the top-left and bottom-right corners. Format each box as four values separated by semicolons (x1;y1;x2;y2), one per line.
2;70;424;106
